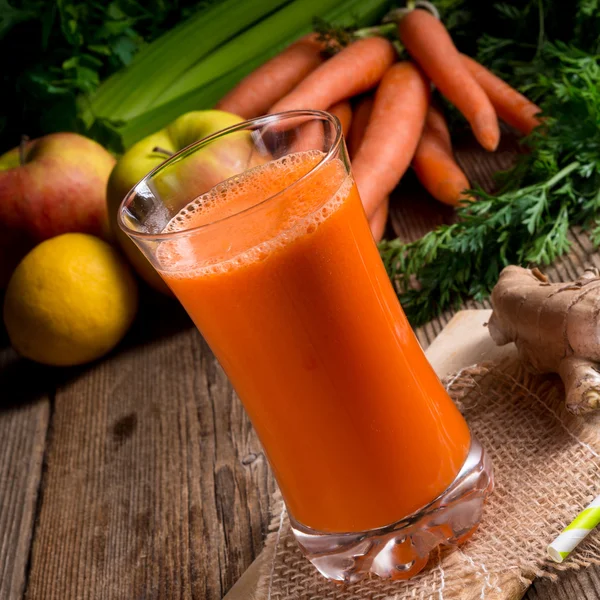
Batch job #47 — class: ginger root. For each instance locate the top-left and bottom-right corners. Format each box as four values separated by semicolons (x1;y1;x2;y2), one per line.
488;265;600;415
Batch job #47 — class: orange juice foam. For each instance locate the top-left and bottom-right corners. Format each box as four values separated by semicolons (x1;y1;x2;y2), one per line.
158;150;349;277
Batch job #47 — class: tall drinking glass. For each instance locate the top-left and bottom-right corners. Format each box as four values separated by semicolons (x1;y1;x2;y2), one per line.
119;111;493;582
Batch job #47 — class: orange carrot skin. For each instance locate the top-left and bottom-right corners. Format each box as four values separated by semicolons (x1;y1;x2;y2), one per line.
460;54;542;136
398;9;500;152
369;196;389;242
328;100;352;137
352;61;430;219
422;102;451;150
270;37;396;114
348;94;374;159
412;105;470;206
216;34;324;119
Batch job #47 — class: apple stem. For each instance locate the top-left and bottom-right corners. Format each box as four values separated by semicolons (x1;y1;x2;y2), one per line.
152;146;174;157
19;135;29;166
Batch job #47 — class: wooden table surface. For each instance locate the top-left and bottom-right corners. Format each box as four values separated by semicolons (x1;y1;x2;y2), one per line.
2;134;600;600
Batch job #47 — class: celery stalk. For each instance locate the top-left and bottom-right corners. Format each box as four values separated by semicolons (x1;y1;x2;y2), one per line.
82;0;292;123
152;0;392;108
153;0;348;106
119;55;271;148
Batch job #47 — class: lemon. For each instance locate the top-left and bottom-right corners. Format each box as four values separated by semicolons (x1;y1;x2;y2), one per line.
4;233;138;366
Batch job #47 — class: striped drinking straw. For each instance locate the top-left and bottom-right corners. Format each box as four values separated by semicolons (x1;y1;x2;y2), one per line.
548;495;600;563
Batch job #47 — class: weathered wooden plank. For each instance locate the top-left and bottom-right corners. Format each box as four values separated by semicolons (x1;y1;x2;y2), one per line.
0;340;51;600
24;297;275;600
528;569;600;600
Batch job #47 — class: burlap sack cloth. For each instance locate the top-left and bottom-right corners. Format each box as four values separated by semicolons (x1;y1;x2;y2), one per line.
252;360;600;600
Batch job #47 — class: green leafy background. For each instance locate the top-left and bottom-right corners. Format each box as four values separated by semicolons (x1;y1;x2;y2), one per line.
0;0;219;151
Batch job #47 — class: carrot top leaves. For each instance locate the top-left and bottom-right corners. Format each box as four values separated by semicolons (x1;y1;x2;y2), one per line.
313;18;399;56
313;17;354;55
380;42;600;326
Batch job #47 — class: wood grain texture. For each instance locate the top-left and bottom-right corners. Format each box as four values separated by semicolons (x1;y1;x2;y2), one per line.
24;298;275;600
528;569;600;600
0;344;50;600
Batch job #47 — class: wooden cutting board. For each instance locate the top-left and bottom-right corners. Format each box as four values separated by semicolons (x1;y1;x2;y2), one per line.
224;309;516;599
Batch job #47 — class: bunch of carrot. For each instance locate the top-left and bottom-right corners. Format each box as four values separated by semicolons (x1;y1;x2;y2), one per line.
216;7;542;242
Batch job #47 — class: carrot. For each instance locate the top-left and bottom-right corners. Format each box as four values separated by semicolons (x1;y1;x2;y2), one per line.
398;9;500;152
347;94;374;159
352;61;430;220
216;34;324;119
369;196;389;243
270;37;396;114
412;104;470;206
327;100;352;137
420;101;452;150
460;54;542;136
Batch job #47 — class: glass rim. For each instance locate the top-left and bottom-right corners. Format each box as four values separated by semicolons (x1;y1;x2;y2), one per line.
118;109;343;242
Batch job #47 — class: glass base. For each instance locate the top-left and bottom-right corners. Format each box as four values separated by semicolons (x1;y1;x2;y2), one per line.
290;438;494;583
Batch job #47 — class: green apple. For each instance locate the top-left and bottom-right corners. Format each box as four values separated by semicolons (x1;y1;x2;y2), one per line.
106;110;248;294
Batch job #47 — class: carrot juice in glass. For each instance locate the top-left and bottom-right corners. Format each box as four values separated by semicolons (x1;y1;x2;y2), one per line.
119;111;493;582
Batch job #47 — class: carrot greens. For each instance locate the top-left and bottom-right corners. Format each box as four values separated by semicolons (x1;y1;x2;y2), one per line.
380;37;600;325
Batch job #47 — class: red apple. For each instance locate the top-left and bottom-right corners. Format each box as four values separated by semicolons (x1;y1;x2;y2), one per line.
0;133;116;287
